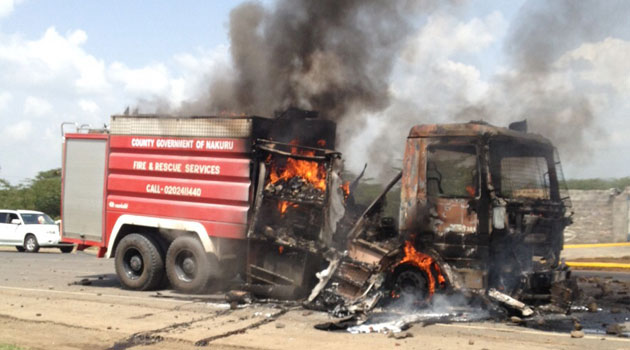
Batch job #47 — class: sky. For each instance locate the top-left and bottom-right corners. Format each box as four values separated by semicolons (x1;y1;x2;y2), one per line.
0;0;628;184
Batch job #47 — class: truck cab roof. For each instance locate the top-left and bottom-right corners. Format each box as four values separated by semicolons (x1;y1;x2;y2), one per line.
408;121;553;147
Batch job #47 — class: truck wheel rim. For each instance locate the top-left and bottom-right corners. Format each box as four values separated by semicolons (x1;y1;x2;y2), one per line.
174;250;196;283
26;237;35;250
122;248;143;280
394;269;428;300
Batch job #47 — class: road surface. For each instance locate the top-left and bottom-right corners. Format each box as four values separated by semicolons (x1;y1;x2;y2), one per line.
0;247;628;350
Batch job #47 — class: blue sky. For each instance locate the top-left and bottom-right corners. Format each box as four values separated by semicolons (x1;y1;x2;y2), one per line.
0;0;628;183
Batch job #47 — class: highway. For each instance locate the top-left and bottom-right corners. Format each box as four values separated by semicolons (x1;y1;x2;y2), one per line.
0;247;628;350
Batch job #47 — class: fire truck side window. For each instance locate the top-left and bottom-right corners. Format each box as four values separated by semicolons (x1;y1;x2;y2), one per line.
426;145;477;198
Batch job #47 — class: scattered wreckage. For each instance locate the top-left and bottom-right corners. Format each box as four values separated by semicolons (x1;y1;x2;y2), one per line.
61;109;575;327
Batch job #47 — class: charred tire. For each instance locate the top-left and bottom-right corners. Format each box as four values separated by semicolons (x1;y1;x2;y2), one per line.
59;246;74;254
24;234;40;253
15;246;25;252
114;234;165;291
391;265;430;302
166;236;216;294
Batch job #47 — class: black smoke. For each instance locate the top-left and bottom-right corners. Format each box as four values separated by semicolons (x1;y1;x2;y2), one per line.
185;0;453;120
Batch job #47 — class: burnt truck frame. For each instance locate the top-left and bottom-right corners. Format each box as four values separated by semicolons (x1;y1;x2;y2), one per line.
402;122;572;295
311;121;573;312
61;112;572;312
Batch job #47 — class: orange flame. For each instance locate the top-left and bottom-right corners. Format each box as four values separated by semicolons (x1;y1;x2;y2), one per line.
268;140;327;191
277;200;299;215
396;241;446;297
341;181;350;199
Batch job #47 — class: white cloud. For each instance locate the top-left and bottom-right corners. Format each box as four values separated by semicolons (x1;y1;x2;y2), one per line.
78;99;100;114
0;0;22;18
0;27;109;92
23;96;52;116
557;37;630;95
403;11;507;63
0;25;229;182
391;12;504;114
0;91;11;111
2;120;31;141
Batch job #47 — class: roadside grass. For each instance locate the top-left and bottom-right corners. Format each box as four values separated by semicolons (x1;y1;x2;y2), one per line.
0;344;26;350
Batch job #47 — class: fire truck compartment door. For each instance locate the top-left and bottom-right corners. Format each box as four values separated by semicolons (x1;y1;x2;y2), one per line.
63;138;106;243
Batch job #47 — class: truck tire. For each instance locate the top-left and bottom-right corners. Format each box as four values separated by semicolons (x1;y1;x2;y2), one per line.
24;234;40;253
15;246;25;252
166;236;217;294
114;234;164;291
59;246;74;254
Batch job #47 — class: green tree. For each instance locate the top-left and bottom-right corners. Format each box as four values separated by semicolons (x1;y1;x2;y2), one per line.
28;168;62;218
0;168;61;218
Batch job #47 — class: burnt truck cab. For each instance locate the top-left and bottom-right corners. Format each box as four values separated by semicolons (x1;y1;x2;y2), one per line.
400;121;572;297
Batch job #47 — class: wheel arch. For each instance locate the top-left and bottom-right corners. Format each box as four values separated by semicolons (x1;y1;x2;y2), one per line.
23;232;37;243
106;215;215;259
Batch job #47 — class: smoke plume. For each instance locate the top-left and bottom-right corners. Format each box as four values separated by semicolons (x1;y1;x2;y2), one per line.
455;0;630;160
174;0;630;181
351;0;630;180
183;0;452;120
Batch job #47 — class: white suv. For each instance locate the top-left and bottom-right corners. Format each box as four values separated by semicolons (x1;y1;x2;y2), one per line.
0;210;74;253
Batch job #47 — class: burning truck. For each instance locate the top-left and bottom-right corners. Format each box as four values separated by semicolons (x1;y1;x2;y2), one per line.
60;110;573;314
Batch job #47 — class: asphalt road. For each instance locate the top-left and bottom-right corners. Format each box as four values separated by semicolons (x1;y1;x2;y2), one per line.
0;247;629;350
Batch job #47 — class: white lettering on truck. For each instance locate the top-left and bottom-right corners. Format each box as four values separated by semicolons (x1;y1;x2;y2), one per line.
184;164;221;175
146;184;161;194
153;162;182;172
156;139;194;149
145;184;202;197
206;140;234;150
132;161;146;170
131;138;155;147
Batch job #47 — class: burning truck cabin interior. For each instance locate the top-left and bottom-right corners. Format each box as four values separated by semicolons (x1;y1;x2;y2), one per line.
245;109;346;299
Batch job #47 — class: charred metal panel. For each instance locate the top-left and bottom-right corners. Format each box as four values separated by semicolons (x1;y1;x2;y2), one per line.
399;138;427;234
432;199;479;235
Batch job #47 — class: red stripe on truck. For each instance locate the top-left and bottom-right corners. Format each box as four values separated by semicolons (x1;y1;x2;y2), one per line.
109;135;249;153
107;174;250;202
105;212;247;240
108;152;251;178
106;195;249;224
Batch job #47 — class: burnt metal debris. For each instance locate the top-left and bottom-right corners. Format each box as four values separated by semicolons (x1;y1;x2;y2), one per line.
237;118;579;331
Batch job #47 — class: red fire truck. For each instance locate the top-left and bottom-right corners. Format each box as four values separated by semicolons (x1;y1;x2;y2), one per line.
61;111;340;295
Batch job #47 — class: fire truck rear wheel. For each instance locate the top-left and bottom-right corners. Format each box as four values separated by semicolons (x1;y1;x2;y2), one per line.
114;233;165;291
166;236;216;294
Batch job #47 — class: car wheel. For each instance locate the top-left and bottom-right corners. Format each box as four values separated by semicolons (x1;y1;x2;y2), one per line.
15;246;25;252
166;236;217;294
59;246;74;254
24;234;40;253
114;234;164;291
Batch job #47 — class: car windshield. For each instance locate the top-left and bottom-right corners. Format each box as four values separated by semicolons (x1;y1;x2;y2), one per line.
21;213;55;225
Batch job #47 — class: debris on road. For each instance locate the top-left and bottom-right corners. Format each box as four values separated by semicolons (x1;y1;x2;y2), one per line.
570;330;585;338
